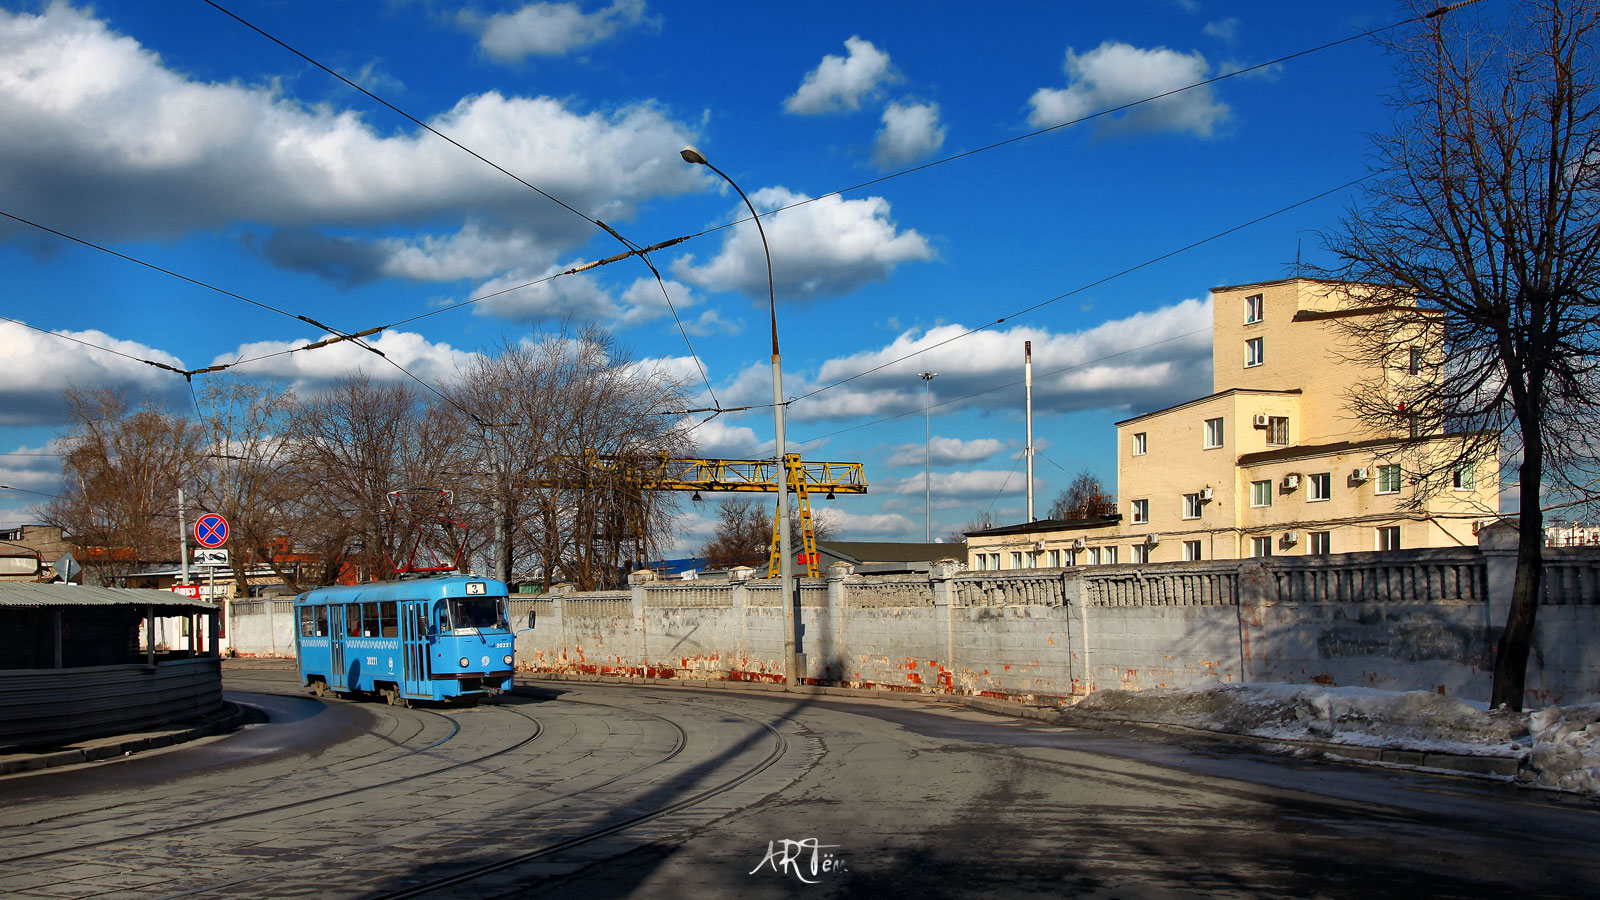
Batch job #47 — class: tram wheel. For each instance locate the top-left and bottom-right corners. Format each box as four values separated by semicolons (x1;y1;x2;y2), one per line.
311;680;330;698
384;688;411;708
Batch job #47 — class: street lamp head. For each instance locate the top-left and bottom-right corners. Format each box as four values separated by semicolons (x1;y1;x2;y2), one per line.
680;146;709;166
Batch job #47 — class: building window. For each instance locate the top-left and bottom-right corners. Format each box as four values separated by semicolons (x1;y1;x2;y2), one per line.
988;553;1000;570
1204;417;1224;449
1408;414;1421;439
1376;464;1402;494
1251;480;1272;507
1246;337;1264;368
1010;551;1023;569
1048;549;1061;567
1132;432;1147;456
1251;536;1273;557
1408;347;1422;375
1132;544;1150;563
1104;546;1118;564
1183;493;1203;519
1309;531;1332;554
1377;525;1402;551
1453;462;1475;490
1087;547;1101;565
976;554;989;571
1183;540;1202;561
1267;416;1289;446
1131;499;1149;524
1309;472;1331;501
1245;293;1264;324
1065;549;1078;567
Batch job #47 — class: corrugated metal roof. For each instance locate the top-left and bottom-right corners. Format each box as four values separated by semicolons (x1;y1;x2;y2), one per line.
0;583;217;611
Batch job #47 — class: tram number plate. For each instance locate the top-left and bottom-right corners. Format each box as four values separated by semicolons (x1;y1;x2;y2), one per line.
465;582;487;595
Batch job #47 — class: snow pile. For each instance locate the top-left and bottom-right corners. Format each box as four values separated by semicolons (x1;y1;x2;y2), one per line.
1518;703;1600;793
1061;683;1525;756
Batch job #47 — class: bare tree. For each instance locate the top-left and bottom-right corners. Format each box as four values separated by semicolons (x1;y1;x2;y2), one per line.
1048;470;1114;519
700;498;769;569
190;378;299;593
44;388;202;584
946;510;998;543
1319;0;1600;708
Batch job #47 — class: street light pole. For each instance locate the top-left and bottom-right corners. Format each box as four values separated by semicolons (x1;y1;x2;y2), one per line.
919;371;937;542
680;146;797;689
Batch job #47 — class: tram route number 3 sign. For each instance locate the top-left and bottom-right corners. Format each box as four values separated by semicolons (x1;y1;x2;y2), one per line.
194;513;229;548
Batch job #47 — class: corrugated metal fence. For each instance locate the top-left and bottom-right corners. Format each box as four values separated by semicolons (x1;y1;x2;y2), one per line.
0;658;223;750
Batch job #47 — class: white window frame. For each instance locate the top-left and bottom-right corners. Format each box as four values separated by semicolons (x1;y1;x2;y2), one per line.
1183;493;1202;519
1251;536;1273;557
1104;546;1118;564
1048;549;1061;567
1132;432;1147;456
1183;540;1202;561
1131;499;1149;524
1309;531;1332;554
1408;347;1422;375
1009;551;1023;569
1309;472;1331;502
1132;544;1150;564
1087;547;1101;565
1376;464;1402;495
1453;462;1475;490
1245;293;1264;324
1251;480;1272;507
1377;525;1401;551
988;553;1000;571
1245;337;1264;368
1203;417;1224;449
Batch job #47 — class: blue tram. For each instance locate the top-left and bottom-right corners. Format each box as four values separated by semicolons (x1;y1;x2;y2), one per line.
294;575;522;705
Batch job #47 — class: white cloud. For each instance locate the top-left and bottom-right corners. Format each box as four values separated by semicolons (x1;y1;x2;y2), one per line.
1203;18;1241;42
469;266;623;321
886;437;1006;467
687;417;767;458
671;186;935;301
0;5;703;276
1027;41;1229;137
823;508;916;536
460;0;657;62
214;330;479;388
881;468;1028;499
711;298;1214;426
873;101;946;168
0;321;189;426
784;36;896;115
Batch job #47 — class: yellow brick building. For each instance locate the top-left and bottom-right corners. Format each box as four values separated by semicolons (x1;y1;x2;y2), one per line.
967;278;1500;569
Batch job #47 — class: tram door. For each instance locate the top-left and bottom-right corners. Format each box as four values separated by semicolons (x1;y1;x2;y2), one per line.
399;600;432;698
329;605;348;691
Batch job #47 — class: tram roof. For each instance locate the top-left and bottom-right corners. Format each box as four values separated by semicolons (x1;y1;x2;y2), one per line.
0;582;217;613
294;574;508;605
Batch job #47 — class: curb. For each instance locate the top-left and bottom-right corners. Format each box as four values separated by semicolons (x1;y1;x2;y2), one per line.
0;702;251;776
1058;715;1523;778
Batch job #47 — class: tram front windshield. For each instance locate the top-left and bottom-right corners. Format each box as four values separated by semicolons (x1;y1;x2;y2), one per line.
440;597;506;632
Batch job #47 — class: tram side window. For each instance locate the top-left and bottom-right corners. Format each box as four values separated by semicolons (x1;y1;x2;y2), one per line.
313;606;328;637
346;604;362;637
434;599;452;633
362;602;382;637
299;607;315;637
379;601;398;637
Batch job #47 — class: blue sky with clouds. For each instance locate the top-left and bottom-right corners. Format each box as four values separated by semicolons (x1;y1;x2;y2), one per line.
0;0;1506;550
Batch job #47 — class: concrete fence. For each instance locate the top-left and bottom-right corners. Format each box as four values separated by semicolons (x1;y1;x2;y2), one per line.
228;529;1600;707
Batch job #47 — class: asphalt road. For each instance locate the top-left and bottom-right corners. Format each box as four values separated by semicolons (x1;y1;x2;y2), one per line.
0;664;1595;899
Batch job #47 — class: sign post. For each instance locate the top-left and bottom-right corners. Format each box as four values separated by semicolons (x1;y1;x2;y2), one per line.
192;514;230;652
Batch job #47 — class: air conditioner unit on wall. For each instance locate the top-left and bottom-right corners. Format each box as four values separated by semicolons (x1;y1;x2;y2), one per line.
1283;474;1300;490
1147;533;1161;546
1200;486;1214;501
1283;531;1299;545
1072;538;1087;550
1033;541;1046;553
1253;414;1270;427
1352;467;1370;481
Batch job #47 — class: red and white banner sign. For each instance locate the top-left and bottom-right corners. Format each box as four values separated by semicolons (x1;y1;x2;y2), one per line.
169;584;203;599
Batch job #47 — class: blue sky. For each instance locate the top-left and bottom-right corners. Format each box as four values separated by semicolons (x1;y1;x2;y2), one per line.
0;0;1502;550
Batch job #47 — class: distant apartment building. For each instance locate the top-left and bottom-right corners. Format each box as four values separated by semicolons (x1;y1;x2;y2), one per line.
967;278;1500;569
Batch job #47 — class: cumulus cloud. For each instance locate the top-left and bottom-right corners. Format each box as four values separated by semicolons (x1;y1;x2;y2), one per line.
671;187;934;301
886;437;1006;467
872;101;946;168
688;417;767;458
215;330;479;389
0;321;189;426
784;36;896;115
1203;18;1241;42
0;5;703;276
710;298;1214;426
1028;41;1229;137
880;468;1028;498
822;508;916;536
459;0;657;62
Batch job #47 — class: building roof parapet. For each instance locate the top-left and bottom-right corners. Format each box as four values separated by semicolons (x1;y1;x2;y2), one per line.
965;515;1120;538
1115;387;1303;428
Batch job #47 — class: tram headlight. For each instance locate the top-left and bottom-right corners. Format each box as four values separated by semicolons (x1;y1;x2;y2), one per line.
459;657;471;667
503;654;513;666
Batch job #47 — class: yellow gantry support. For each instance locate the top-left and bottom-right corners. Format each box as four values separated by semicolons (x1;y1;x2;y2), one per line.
547;452;867;577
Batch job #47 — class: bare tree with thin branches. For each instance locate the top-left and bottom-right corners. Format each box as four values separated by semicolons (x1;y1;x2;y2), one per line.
1318;0;1600;708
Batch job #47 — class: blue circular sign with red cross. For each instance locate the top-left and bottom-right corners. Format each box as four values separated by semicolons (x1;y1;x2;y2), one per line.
194;513;229;548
